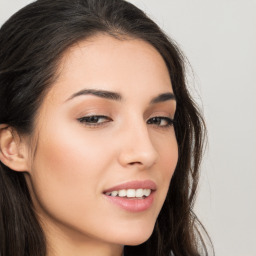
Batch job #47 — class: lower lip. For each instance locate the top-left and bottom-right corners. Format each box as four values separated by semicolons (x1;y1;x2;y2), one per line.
103;191;155;212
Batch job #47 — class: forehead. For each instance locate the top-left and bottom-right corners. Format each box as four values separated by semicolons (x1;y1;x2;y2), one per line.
45;34;173;103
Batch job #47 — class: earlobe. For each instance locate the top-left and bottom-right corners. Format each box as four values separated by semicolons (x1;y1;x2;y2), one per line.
0;124;29;172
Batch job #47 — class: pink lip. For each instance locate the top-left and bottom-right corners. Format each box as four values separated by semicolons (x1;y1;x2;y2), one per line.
103;180;156;212
103;180;157;193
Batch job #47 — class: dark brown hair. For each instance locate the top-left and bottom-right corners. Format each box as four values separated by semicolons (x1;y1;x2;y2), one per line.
0;0;213;255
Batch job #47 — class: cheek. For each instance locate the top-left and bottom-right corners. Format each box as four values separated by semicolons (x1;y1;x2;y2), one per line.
39;116;114;171
29;122;111;221
35;128;99;185
154;130;178;198
164;139;178;180
155;128;178;164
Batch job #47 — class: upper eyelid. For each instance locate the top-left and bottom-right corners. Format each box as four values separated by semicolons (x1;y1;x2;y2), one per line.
77;115;111;121
77;115;174;125
147;116;175;124
77;114;173;119
147;113;175;122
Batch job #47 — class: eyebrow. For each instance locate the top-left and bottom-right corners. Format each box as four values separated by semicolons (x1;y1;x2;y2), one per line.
150;92;176;104
65;89;176;104
65;89;121;102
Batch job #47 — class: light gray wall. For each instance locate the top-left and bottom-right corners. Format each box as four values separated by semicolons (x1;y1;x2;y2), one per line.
1;1;256;255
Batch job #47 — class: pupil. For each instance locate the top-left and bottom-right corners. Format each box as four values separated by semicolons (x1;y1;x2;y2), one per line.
153;117;160;124
90;116;98;122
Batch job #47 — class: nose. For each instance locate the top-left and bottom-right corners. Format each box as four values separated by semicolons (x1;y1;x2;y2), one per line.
117;120;158;170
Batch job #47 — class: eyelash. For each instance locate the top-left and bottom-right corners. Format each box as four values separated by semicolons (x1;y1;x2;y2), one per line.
77;115;112;127
146;116;175;128
77;115;175;129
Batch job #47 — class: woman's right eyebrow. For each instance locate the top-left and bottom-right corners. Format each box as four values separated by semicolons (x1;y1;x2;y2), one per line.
65;88;176;104
65;89;122;102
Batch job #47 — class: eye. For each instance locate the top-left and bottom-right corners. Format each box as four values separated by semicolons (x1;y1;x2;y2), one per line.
77;115;112;127
147;116;174;128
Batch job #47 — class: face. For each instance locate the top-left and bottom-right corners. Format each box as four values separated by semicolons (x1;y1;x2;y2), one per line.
25;35;178;251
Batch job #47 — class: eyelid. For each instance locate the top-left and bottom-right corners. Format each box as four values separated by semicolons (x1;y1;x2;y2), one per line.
77;113;175;129
147;116;175;128
77;115;112;127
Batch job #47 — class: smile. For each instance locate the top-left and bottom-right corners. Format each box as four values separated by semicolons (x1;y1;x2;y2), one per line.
103;180;156;212
104;188;152;198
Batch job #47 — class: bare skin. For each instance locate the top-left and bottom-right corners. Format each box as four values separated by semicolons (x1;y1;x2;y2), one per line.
0;34;178;256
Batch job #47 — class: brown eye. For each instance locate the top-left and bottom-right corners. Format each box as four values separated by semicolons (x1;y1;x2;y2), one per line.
77;115;112;126
147;116;174;127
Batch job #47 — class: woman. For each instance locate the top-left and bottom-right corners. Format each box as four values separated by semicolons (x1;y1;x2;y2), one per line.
0;0;213;255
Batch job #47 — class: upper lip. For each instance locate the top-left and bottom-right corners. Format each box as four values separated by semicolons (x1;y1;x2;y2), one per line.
103;180;157;193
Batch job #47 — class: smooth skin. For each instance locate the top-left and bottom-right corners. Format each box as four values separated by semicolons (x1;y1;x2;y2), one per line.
0;34;178;256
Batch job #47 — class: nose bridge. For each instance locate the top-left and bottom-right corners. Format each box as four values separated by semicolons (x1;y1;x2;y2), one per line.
118;115;158;169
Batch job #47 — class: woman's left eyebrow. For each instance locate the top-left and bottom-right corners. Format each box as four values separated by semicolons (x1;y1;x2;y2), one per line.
150;92;176;104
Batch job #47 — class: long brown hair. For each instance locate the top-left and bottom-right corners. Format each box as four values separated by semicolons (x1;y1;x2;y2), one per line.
0;0;213;255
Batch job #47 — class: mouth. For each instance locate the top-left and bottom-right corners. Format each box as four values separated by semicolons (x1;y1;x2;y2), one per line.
104;188;152;199
102;180;156;212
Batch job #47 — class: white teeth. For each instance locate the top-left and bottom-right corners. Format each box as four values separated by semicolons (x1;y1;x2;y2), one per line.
127;189;136;198
135;188;143;197
105;188;152;198
118;189;126;197
143;189;151;197
111;191;118;196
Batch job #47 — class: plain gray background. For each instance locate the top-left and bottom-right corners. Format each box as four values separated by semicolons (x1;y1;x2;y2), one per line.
1;1;256;255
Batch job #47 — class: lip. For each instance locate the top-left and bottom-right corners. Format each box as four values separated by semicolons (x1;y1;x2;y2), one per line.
103;180;157;193
103;180;156;212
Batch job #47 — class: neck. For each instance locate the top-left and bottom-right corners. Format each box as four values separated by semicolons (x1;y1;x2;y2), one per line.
40;216;124;256
47;239;123;256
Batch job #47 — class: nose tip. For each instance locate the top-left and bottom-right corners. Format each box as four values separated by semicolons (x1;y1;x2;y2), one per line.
117;127;158;169
119;148;158;169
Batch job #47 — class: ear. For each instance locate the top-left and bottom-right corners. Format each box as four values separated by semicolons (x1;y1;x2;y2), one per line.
0;124;30;172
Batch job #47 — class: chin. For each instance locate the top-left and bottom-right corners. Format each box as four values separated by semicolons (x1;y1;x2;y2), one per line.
114;224;154;246
124;234;152;246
